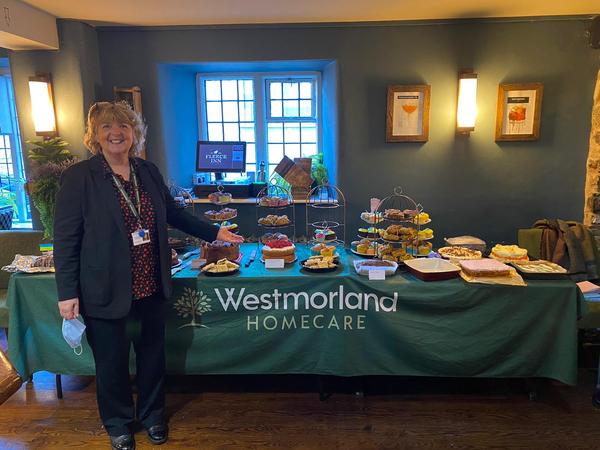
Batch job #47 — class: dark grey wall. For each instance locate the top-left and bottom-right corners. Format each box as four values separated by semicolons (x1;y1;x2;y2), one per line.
95;18;599;245
8;20;102;229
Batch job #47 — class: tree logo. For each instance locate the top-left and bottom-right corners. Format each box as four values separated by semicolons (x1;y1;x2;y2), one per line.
173;288;212;329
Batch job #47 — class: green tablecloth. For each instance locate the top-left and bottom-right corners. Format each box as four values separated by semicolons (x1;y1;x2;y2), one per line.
7;244;584;385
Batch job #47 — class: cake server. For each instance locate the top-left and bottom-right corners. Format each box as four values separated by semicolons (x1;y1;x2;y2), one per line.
171;258;194;276
246;249;257;267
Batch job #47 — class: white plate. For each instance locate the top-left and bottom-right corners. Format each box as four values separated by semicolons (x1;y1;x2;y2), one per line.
353;259;398;276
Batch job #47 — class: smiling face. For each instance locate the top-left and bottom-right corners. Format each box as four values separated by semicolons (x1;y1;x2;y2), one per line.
96;121;134;158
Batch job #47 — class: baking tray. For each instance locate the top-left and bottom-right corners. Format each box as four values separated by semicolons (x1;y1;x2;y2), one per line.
509;260;569;280
404;258;461;282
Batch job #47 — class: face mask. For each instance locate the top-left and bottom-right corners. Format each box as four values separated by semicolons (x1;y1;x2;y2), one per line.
62;318;86;356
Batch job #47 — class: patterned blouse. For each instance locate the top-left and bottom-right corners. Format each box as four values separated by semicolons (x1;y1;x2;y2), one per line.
103;156;160;299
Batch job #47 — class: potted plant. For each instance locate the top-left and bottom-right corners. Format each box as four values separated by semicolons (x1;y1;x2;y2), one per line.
26;137;77;238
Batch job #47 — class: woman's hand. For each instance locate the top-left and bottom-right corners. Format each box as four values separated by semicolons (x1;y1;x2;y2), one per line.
58;298;80;320
216;227;245;244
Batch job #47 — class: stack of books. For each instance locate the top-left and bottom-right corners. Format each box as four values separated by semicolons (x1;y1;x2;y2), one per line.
577;281;600;302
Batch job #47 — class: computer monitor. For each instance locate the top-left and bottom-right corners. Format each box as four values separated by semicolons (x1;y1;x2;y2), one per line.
196;141;247;181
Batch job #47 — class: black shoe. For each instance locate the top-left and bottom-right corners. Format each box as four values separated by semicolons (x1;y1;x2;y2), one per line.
110;434;135;450
147;423;168;445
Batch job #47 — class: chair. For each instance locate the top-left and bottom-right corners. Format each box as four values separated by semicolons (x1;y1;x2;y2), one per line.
0;230;44;335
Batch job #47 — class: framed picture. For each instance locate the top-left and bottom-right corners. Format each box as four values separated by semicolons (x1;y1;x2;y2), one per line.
386;84;430;142
114;86;143;115
495;83;543;141
114;86;145;158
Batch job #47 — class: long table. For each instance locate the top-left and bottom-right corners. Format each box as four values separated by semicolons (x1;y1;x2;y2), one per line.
7;244;584;385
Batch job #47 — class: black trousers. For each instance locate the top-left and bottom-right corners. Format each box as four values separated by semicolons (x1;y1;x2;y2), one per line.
83;293;166;436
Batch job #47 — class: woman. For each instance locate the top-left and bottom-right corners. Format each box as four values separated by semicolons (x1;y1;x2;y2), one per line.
54;101;243;450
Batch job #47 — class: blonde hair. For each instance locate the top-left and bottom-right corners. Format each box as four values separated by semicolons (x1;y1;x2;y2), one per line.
83;101;146;157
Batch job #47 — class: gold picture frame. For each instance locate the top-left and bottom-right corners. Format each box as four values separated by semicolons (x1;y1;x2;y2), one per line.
386;84;430;143
495;83;543;141
114;86;145;158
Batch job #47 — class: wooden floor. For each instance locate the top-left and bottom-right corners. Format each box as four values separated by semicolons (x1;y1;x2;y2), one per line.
2;331;600;449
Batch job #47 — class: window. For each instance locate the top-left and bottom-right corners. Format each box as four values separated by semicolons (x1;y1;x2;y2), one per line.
198;72;320;181
0;65;31;227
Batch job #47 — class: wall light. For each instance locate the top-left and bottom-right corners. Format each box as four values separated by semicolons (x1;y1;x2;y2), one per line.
28;74;57;137
456;70;478;135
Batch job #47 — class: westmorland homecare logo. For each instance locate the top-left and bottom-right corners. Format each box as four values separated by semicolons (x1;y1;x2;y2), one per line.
174;286;398;331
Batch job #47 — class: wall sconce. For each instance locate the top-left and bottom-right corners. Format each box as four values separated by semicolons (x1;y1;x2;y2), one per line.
456;70;478;135
28;74;57;137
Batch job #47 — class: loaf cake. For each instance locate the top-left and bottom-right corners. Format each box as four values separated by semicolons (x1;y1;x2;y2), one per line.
459;258;512;277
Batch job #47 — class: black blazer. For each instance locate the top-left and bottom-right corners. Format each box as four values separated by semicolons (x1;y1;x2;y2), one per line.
54;154;218;319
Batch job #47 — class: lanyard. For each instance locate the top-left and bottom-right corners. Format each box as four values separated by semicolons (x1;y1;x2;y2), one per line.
111;163;143;229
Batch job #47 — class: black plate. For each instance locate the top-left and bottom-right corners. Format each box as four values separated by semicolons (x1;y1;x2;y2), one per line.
202;268;240;277
300;259;339;273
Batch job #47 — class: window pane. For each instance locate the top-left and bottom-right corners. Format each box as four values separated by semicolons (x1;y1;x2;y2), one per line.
239;101;254;122
205;80;221;100
238;80;253;100
271;100;282;117
206;101;222;122
244;80;254;99
223;123;239;141
240;124;255;143
246;163;256;175
270;82;282;99
302;143;318;157
283;82;298;99
283;100;299;117
246;143;256;163
300;82;312;99
285;143;301;159
222;102;239;122
222;80;238;100
301;123;317;142
267;123;283;143
284;123;300;143
208;123;223;141
268;144;284;163
299;100;312;117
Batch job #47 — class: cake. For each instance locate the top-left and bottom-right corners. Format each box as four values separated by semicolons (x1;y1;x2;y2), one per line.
204;208;237;221
311;243;336;257
360;211;383;224
258;214;290;227
358;227;380;238
315;228;336;242
459;258;512;277
262;238;296;263
208;191;232;204
259;196;289;207
381;224;416;241
412;212;430;224
384;209;418;220
201;240;240;264
438;246;482;260
354;239;377;256
490;244;529;262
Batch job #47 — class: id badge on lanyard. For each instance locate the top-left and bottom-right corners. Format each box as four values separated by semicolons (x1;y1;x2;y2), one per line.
112;165;151;247
132;228;150;246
